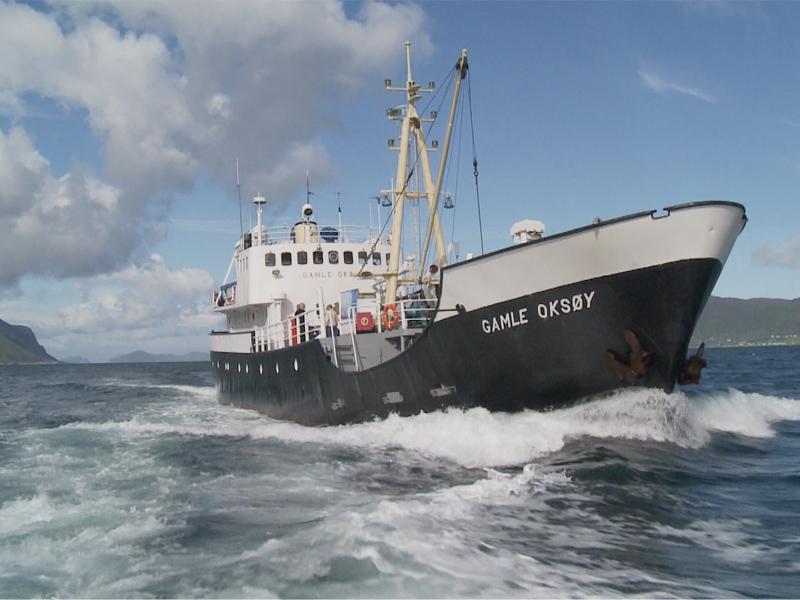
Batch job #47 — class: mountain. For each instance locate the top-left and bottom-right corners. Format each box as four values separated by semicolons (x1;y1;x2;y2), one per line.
108;350;208;363
692;296;800;347
0;319;59;364
62;355;91;364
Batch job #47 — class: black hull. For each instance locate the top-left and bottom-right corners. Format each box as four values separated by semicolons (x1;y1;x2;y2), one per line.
211;257;721;425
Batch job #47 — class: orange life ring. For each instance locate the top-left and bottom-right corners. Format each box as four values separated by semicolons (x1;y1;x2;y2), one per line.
382;304;399;330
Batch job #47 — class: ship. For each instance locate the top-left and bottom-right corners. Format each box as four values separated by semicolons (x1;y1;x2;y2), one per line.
209;43;747;426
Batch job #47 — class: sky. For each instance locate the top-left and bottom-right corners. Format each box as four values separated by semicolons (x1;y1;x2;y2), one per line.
1;0;799;362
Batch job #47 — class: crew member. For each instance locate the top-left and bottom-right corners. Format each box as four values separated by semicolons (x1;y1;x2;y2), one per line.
294;302;307;342
424;264;440;302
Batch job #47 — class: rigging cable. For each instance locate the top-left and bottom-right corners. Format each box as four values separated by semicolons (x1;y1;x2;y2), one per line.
357;60;462;280
466;70;484;255
447;80;469;262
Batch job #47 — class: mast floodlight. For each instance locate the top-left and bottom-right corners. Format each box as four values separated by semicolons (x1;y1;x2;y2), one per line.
382;194;392;207
428;81;435;90
444;194;454;209
384;79;392;88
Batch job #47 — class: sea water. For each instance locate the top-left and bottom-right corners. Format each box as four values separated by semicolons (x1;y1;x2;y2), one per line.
1;347;798;598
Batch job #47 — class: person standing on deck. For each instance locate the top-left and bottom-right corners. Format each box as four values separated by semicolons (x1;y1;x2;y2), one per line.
294;303;307;342
423;264;439;303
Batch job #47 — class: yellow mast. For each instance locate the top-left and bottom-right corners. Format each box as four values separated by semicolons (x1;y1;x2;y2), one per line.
418;48;468;280
383;43;468;305
384;42;415;306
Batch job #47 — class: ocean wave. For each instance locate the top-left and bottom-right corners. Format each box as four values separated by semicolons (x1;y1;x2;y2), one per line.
54;385;800;469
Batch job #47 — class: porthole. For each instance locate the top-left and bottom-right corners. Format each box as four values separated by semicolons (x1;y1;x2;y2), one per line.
294;358;299;371
259;364;263;375
275;363;280;374
245;364;249;374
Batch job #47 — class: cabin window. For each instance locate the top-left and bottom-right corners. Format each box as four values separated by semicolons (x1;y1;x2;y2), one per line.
313;250;323;265
372;253;382;265
328;251;339;264
297;251;308;265
281;252;292;266
358;251;368;265
344;251;354;264
265;252;276;267
385;253;391;264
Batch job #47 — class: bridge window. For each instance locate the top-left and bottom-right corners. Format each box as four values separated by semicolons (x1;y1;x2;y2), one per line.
358;251;367;265
265;252;276;267
313;250;323;264
344;251;354;264
297;251;308;265
372;253;382;265
281;252;292;266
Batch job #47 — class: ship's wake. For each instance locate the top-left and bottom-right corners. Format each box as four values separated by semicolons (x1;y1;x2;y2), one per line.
60;382;800;469
209;386;800;469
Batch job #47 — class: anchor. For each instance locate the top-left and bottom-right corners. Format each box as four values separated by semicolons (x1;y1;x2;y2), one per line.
604;330;654;382
677;342;707;385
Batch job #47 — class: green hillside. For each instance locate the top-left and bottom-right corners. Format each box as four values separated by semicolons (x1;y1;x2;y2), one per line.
692;296;800;347
0;319;59;364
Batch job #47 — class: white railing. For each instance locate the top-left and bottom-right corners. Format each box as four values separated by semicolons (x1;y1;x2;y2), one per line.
248;224;385;246
245;296;437;355
252;310;324;352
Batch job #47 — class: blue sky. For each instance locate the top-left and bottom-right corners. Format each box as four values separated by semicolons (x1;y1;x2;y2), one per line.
1;0;798;362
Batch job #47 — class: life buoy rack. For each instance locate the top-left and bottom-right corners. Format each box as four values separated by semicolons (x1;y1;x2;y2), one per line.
382;304;399;330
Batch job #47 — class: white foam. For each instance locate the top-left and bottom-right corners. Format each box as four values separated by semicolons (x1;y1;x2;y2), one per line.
236;387;800;468
55;385;800;470
652;518;776;565
243;462;683;598
691;388;800;437
0;493;57;535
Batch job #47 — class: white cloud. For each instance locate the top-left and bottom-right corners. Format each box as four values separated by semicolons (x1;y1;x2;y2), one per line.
0;0;430;284
32;255;220;360
57;254;215;330
639;67;717;104
0;126;142;284
751;234;800;269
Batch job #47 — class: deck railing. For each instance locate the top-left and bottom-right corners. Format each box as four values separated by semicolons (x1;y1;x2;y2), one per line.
249;297;436;354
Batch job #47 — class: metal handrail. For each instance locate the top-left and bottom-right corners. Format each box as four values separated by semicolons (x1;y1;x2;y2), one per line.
248;296;437;355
